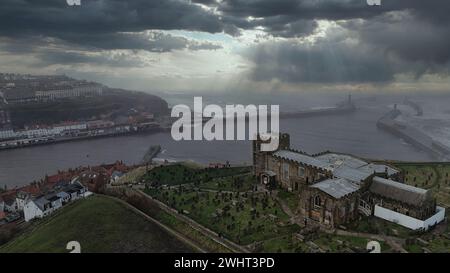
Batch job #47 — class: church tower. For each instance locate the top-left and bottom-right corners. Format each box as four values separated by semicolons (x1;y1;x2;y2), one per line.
253;133;290;177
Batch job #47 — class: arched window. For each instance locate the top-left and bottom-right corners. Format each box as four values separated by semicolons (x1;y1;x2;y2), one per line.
314;195;321;207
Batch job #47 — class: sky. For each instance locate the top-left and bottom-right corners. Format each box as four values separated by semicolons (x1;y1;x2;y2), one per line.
0;0;450;94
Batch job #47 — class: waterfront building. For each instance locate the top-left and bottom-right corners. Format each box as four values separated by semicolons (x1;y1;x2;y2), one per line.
253;133;445;230
0;129;17;140
0;109;11;127
35;84;103;101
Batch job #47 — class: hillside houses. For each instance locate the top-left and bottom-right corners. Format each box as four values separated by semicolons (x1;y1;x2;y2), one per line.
24;182;90;222
1;161;131;225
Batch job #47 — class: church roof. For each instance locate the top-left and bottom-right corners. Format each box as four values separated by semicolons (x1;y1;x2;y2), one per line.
273;150;330;170
310;178;360;199
332;165;372;184
370;176;432;207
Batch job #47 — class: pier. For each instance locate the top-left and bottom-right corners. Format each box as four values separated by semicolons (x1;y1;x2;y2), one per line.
377;108;450;160
142;145;162;164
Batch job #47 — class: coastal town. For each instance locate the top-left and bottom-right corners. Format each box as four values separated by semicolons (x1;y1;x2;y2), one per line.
0;73;170;150
1;73;450;253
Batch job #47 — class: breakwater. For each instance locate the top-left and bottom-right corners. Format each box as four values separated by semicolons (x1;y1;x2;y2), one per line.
377;110;450;160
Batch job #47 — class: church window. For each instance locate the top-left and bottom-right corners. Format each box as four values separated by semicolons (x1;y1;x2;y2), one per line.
314;195;322;208
298;166;305;177
282;163;289;180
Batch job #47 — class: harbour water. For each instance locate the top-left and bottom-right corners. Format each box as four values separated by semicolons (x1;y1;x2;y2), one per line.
1;92;447;188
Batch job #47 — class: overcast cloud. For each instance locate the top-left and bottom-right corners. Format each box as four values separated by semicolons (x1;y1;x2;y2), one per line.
0;0;449;92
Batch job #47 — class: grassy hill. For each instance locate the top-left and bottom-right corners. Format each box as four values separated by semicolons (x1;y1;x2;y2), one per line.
0;195;193;253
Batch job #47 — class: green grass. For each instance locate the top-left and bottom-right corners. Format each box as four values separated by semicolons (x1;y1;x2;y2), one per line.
404;243;423;253
153;210;231;253
400;165;438;189
199;174;255;192
261;235;309;253
347;217;412;238
277;190;299;212
427;236;450;253
0;195;193;253
146;187;299;245
143;164;252;186
395;163;450;207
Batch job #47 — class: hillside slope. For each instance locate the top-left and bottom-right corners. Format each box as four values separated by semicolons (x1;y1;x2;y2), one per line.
0;195;193;253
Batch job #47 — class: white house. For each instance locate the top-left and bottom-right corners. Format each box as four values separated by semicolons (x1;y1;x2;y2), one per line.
24;182;89;222
56;191;70;204
24;194;62;222
64;182;87;200
15;191;31;211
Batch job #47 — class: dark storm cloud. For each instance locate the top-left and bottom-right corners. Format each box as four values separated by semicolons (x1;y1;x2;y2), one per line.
34;51;150;67
0;0;225;53
58;32;222;52
1;0;450;85
246;4;450;84
207;0;450;38
0;0;224;36
235;0;450;84
343;12;450;67
1;0;449;43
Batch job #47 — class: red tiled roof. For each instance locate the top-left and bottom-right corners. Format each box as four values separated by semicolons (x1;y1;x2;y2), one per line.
0;191;16;200
47;174;65;184
18;184;41;196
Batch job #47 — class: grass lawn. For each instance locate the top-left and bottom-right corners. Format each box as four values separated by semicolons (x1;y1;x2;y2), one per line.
313;234;391;253
347;216;413;238
395;163;450;207
0;195;193;253
153;210;232;253
261;235;309;253
199;174;255;192
277;190;299;212
115;166;147;184
146;187;299;245
143;164;252;186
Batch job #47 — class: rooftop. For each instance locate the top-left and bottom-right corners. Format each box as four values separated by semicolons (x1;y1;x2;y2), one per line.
273;150;330;170
315;153;368;169
370;176;431;207
310;178;360;199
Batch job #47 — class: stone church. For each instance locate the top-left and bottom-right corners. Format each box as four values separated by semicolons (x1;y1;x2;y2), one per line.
253;133;445;230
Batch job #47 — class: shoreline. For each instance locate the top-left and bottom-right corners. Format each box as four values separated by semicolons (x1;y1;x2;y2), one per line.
0;126;171;152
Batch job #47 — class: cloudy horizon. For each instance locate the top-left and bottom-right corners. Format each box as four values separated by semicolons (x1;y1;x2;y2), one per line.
1;0;450;94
